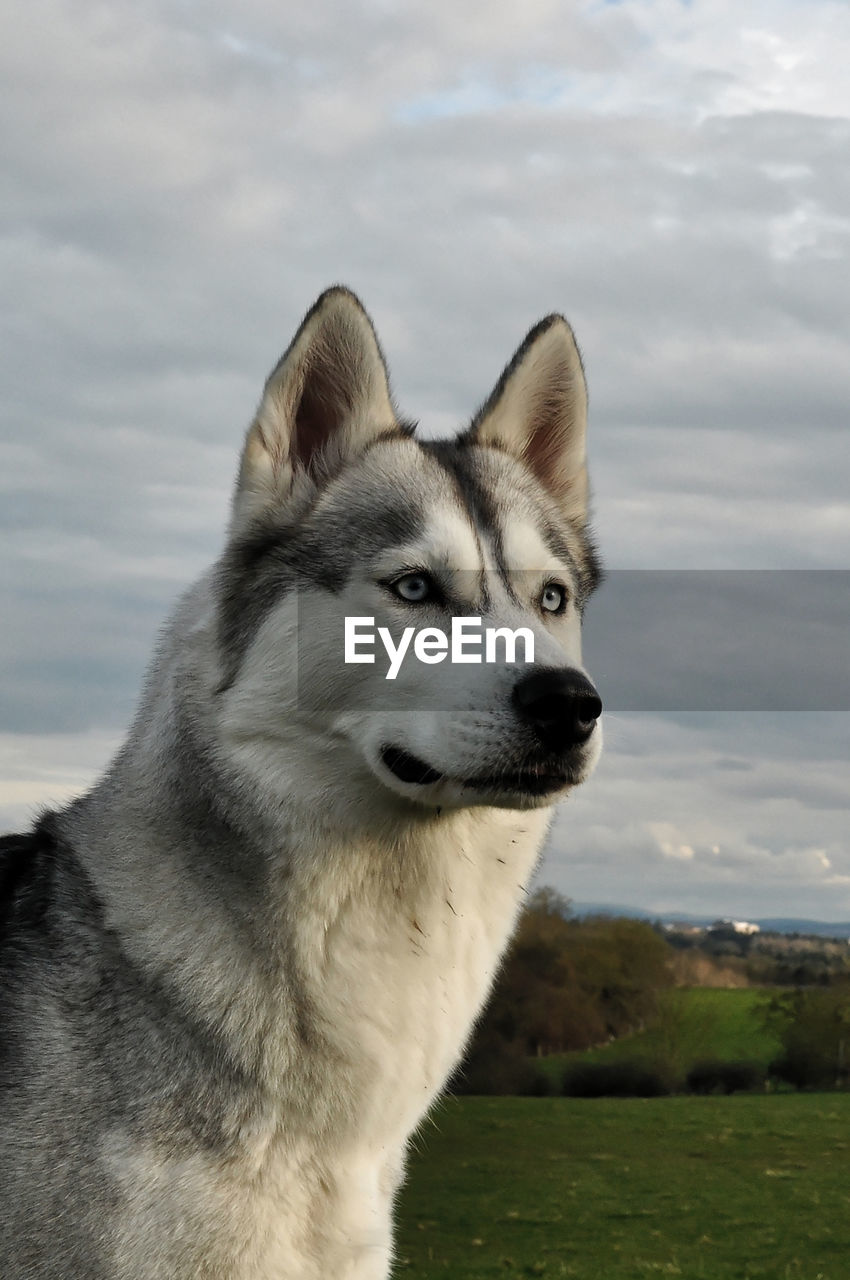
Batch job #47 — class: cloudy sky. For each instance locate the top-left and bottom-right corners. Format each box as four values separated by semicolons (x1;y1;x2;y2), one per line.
2;0;848;920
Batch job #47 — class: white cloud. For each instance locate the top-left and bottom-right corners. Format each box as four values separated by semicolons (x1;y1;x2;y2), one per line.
544;712;850;919
0;732;120;830
1;0;848;918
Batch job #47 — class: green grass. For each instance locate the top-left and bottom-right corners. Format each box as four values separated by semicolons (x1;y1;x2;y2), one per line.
395;1094;850;1279
536;988;781;1089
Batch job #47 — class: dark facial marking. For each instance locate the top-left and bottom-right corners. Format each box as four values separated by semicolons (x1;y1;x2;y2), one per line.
419;439;516;608
421;438;603;609
216;490;423;690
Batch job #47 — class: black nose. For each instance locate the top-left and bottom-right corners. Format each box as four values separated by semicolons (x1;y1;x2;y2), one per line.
512;668;602;752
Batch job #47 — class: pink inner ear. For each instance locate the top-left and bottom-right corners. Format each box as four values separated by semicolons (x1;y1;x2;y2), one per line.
523;425;565;494
292;356;354;473
520;385;574;497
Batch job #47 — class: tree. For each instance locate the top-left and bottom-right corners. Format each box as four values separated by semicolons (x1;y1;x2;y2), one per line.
461;889;674;1064
767;982;850;1089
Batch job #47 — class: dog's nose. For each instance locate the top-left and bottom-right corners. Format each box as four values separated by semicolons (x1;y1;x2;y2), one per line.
512;668;602;752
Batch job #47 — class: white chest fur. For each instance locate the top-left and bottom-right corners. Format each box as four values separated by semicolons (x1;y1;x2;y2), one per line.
289;806;549;1135
260;805;549;1277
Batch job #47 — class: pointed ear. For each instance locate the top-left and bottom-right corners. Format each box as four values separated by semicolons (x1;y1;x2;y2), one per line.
232;286;400;526
465;314;589;525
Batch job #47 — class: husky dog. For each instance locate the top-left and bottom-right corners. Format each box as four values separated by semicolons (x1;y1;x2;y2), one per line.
0;287;602;1279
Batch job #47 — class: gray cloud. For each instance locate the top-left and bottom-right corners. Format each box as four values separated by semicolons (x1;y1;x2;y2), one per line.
544;711;850;920
1;0;848;914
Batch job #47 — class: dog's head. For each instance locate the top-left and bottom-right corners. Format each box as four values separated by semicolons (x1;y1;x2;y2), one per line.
215;287;602;816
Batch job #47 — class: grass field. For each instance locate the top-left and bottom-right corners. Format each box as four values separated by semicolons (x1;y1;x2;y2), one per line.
394;1094;850;1279
536;988;782;1089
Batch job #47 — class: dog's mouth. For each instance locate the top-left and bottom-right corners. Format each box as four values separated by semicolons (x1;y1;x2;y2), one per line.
380;746;444;786
379;745;572;798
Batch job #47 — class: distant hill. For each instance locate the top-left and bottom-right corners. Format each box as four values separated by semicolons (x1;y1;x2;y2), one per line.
572;902;850;941
756;918;850;939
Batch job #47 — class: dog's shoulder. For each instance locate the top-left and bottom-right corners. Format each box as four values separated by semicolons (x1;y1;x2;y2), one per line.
0;816;66;1095
0;814;59;938
0;812;103;985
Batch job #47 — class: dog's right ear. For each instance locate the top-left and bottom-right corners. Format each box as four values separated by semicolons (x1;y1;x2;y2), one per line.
232;287;400;527
463;313;589;528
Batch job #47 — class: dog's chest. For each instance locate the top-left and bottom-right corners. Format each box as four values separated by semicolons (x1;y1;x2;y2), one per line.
109;812;549;1279
293;810;548;1138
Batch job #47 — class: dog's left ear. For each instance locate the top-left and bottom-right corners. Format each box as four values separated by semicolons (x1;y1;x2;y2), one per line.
464;314;589;526
233;286;400;526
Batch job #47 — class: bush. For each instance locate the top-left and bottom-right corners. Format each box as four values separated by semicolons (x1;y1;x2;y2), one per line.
448;1037;552;1096
765;984;850;1090
686;1059;765;1095
522;1069;555;1098
562;1059;672;1098
769;1048;843;1091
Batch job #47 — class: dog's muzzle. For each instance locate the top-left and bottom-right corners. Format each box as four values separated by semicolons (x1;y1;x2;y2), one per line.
378;669;601;799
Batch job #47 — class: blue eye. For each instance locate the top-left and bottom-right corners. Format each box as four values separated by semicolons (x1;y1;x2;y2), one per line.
541;582;567;614
392;573;434;603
